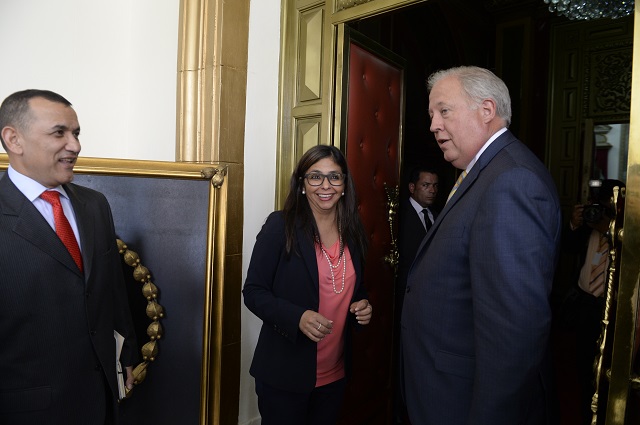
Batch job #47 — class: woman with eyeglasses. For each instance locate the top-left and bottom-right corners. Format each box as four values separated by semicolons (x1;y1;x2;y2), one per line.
243;145;371;425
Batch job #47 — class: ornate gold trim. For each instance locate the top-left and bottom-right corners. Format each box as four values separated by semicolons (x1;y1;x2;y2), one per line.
383;183;399;274
116;238;165;398
590;185;624;424
176;0;249;164
604;6;640;423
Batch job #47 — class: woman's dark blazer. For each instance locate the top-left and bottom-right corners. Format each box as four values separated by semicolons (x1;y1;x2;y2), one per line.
243;211;366;393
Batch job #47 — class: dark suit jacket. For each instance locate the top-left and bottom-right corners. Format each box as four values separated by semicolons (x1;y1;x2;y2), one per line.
397;201;437;292
243;211;367;393
0;175;137;425
401;130;562;425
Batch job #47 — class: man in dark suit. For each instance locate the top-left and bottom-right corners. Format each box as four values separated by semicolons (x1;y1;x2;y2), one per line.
397;166;439;296
0;89;137;425
394;165;439;424
401;66;561;425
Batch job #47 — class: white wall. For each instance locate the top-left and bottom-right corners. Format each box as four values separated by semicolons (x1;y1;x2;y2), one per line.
1;1;278;423
240;1;281;423
0;0;179;161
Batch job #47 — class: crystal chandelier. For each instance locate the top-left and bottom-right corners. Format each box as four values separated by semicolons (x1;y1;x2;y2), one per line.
543;0;635;20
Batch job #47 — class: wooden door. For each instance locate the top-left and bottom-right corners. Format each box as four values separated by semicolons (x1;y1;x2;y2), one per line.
335;26;404;425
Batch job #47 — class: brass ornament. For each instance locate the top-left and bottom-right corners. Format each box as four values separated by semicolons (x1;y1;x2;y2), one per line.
116;238;165;398
201;166;228;188
383;183;399;276
589;185;624;423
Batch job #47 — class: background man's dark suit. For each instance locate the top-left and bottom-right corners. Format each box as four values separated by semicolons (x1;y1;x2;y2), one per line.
0;175;137;425
557;223;603;424
394;199;436;424
402;130;561;425
397;200;436;294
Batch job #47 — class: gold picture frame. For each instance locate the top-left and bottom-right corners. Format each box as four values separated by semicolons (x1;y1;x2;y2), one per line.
0;154;241;425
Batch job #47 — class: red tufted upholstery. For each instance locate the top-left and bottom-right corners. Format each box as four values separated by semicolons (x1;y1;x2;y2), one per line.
341;41;402;424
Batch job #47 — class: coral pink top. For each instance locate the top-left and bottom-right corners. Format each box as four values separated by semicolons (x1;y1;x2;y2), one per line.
315;240;356;387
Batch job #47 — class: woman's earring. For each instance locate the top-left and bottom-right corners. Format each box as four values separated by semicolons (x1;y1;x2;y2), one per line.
341;192;344;195
302;189;306;194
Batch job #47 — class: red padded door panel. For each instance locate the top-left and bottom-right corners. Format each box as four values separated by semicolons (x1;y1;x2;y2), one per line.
340;34;403;425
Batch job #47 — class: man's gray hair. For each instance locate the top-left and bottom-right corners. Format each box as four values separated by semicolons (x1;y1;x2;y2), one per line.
427;66;512;127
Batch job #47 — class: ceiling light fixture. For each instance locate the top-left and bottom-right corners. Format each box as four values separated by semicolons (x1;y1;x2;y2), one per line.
543;0;634;20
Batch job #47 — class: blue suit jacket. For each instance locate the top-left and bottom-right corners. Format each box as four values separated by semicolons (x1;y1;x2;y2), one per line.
243;211;366;393
401;130;561;425
0;175;137;425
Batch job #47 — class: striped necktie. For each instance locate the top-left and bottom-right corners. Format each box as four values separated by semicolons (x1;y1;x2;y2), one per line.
588;234;608;297
447;170;467;203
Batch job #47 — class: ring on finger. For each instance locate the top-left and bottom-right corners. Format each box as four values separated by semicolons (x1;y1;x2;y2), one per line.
317;323;322;330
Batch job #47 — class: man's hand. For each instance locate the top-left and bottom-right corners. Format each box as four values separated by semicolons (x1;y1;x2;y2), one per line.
570;204;584;230
125;366;135;390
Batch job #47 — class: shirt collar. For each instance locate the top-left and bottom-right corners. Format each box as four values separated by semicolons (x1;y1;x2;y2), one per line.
465;127;508;174
7;165;69;201
409;196;427;214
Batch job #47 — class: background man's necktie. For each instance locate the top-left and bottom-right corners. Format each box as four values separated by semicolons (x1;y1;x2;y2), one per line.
422;208;432;231
589;234;608;297
447;170;468;203
40;191;84;272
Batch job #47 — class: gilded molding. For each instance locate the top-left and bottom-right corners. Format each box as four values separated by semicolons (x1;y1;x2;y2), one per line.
116;239;165;398
590;186;624;423
336;0;375;11
604;7;640;423
176;0;249;164
201;166;228;188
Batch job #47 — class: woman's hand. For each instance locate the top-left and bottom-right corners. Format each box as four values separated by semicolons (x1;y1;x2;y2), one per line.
350;299;372;325
299;310;333;342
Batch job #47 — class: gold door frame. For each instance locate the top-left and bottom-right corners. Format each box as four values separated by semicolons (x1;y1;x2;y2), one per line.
605;5;640;424
276;0;425;207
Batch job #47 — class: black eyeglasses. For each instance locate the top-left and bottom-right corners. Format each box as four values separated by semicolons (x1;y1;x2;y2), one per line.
303;172;346;186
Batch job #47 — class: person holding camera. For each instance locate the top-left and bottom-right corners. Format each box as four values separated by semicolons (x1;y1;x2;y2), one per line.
559;178;624;424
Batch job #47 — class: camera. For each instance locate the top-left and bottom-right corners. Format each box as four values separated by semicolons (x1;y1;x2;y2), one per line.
582;179;617;224
582;203;607;224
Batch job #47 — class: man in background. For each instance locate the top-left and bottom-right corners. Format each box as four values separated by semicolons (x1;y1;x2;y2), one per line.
402;66;561;425
397;165;439;303
0;89;137;425
394;166;439;424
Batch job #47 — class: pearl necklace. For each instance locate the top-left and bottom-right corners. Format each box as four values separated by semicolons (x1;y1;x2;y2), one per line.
318;233;346;294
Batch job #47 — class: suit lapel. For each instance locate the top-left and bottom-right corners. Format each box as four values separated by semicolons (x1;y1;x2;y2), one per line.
64;184;93;280
0;175;82;276
297;225;320;292
347;236;362;291
294;223;363;296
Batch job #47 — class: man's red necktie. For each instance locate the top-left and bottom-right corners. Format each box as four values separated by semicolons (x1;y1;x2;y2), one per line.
40;190;84;272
